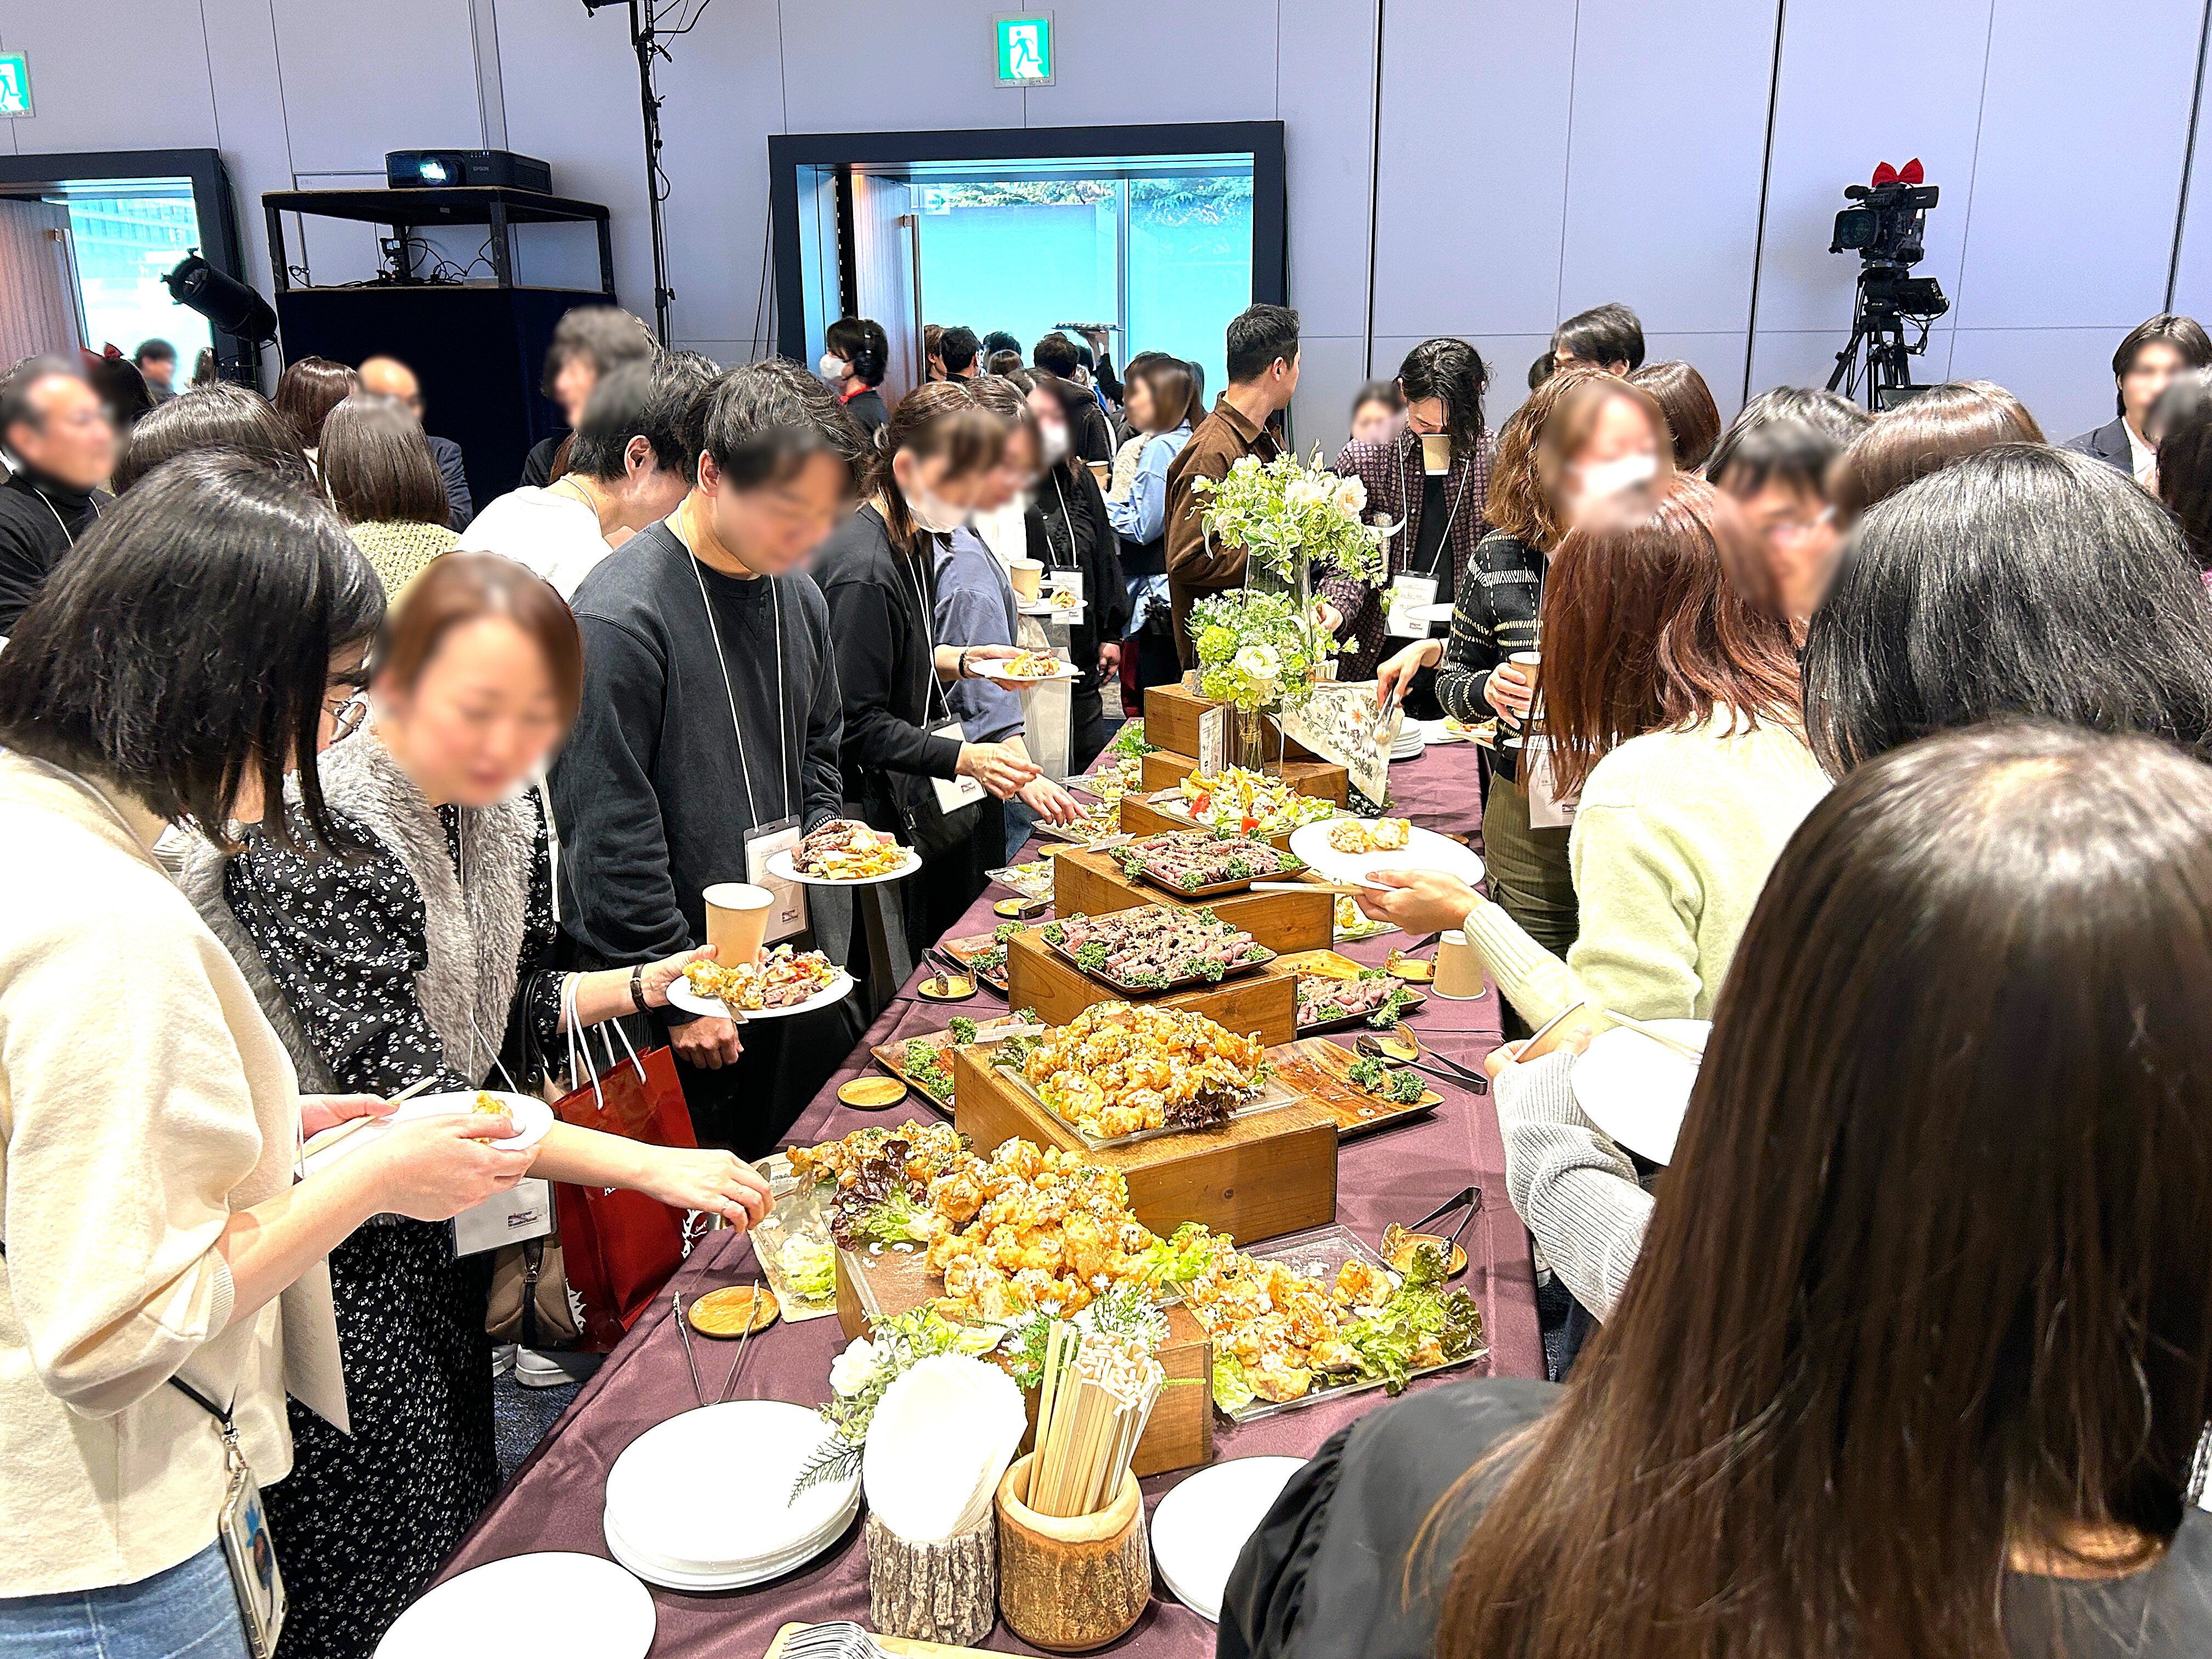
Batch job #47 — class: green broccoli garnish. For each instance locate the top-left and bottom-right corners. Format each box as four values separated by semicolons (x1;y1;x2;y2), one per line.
1076;942;1109;972
1368;986;1420;1028
1386;1069;1426;1104
1226;856;1252;880
1184;957;1227;983
993;921;1023;942
1041;922;1066;946
1180;871;1203;890
947;1017;978;1047
1346;1056;1387;1091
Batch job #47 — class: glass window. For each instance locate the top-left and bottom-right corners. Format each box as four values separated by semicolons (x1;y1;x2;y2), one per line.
48;185;213;374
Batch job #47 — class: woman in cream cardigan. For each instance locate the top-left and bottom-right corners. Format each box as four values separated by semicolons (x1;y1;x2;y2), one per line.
0;455;530;1659
1364;477;1823;1347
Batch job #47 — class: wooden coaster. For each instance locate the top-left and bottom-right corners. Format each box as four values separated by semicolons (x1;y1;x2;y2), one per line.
839;1075;909;1110
688;1284;778;1338
1385;951;1436;983
917;973;978;1002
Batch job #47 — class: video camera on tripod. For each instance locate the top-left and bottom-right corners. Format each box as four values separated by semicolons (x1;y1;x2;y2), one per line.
1826;159;1949;409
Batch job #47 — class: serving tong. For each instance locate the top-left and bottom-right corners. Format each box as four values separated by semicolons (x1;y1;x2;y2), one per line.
670;1279;767;1410
1354;1032;1489;1095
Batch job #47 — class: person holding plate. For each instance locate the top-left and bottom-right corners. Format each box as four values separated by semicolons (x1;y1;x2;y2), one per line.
193;552;771;1659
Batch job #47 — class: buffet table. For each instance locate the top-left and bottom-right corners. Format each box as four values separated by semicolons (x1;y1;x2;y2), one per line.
437;739;1531;1656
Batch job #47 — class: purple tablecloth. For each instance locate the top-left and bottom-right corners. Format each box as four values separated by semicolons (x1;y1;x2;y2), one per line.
437;742;1527;1657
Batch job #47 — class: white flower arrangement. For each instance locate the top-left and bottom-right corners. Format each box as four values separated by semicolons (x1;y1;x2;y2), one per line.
1192;447;1384;586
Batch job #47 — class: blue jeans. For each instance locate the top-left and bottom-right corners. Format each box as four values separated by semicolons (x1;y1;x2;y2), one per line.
0;1543;250;1659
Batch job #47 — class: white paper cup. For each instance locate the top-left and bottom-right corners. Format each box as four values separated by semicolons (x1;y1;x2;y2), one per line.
1420;432;1452;476
703;882;774;967
1008;558;1045;600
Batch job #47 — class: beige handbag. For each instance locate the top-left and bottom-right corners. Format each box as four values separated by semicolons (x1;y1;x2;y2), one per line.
486;1234;583;1347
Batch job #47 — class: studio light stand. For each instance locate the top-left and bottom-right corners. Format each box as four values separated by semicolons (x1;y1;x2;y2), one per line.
585;0;714;346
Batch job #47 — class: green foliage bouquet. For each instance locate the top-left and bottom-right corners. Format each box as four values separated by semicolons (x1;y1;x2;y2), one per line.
1192;589;1321;713
1192;447;1385;586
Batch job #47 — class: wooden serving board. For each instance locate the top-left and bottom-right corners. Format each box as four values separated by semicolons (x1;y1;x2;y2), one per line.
952;1046;1339;1245
1139;748;1349;806
1003;927;1299;1046
869;1015;1029;1113
1278;948;1428;1034
1144;682;1319;761
1049;845;1333;953
1268;1036;1442;1138
832;1233;1214;1477
939;933;1011;994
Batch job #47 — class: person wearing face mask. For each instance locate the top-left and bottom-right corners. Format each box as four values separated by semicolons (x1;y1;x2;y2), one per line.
1009;367;1131;770
1374;368;1672;992
1103;356;1198;704
814;383;1043;950
521;307;656;488
462;354;714;599
936;376;1085;860
1327;338;1498;692
549;362;869;1148
822;317;893;441
195;551;774;1659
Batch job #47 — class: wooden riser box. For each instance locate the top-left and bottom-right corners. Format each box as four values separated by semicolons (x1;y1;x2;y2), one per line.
1138;748;1348;806
833;1238;1214;1477
1144;682;1318;761
951;1047;1340;1249
1002;927;1299;1046
1048;845;1333;954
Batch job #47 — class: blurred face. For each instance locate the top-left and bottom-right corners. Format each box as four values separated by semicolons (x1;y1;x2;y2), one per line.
554;357;597;425
7;374;115;490
2121;340;2187;432
1125;378;1158;433
1404;394;1447;437
1026;385;1071;464
893;449;985;531
1733;478;1839;622
973;425;1037;512
1553;342;1627;376
374;616;568;809
359;357;424;419
704;449;850;578
1561;391;1662;525
138;354;174;393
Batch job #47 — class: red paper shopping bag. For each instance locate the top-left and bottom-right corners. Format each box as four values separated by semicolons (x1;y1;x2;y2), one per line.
546;985;703;1351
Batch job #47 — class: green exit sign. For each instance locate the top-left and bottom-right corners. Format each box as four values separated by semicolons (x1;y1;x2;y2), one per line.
0;53;31;119
994;13;1054;86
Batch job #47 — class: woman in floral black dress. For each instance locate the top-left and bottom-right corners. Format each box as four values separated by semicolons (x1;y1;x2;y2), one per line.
193;554;773;1659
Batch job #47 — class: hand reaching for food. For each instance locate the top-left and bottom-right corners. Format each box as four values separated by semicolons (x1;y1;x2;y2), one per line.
1354;867;1483;933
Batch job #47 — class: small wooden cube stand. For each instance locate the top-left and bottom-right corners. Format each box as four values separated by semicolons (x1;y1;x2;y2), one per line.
1002;927;1299;1047
951;1046;1338;1247
1048;845;1333;955
1138;749;1349;806
1144;682;1319;761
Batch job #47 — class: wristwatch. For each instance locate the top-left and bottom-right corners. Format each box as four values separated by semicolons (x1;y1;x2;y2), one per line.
958;647;977;679
629;964;647;1012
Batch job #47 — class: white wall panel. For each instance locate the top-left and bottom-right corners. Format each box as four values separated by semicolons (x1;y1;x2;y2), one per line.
269;0;481;174
1558;0;1778;341
201;0;300;313
1369;0;1577;341
1945;326;2120;442
777;0;1024;136
2170;10;2212;319
1023;0;1277;129
1948;0;2200;330
0;4;217;152
1277;0;1379;338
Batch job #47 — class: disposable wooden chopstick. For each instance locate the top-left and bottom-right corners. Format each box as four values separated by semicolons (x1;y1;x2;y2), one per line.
299;1074;440;1160
1601;1009;1707;1064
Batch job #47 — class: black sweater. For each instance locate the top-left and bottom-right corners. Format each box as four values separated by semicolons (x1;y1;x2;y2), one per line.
1032;461;1131;692
0;466;105;635
812;504;964;787
549;519;844;967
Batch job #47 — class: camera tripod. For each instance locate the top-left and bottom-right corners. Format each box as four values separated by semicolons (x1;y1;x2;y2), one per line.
1827;272;1938;410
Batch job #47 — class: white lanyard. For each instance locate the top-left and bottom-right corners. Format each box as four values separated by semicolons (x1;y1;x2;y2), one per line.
902;537;958;729
1397;438;1474;581
686;536;791;828
1045;472;1076;569
33;484;98;544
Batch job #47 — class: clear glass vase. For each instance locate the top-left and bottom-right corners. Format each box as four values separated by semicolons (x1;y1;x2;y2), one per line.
1234;704;1281;775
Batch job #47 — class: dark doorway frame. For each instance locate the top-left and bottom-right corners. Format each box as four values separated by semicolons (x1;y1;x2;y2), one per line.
768;120;1286;365
0;148;256;381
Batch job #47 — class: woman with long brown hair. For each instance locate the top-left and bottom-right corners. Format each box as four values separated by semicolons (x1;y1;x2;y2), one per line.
1829;377;2044;524
320;391;459;596
274;354;362;463
812;382;1041;949
1227;721;2212;1659
1373;369;1671;985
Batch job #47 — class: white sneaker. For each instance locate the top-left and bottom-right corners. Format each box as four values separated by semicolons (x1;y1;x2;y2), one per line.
492;1343;517;1380
514;1346;603;1389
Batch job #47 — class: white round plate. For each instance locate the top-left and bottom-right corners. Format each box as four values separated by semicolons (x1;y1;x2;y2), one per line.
1408;601;1457;625
302;1090;552;1174
604;1401;860;1580
1570;1019;1707;1166
995;661;1082;682
1151;1456;1308;1623
1416;718;1470;744
1288;820;1486;891
665;968;856;1022
374;1551;653;1659
765;847;923;889
602;1485;860;1589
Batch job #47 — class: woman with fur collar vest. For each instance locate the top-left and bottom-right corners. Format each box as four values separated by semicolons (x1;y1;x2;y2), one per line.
188;552;772;1659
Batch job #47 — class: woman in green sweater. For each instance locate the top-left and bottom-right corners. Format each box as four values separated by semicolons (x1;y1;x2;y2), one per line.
1363;475;1820;1027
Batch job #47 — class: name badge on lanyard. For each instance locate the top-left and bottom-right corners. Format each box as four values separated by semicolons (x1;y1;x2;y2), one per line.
746;816;809;943
1523;736;1579;830
1385;573;1440;639
932;724;988;813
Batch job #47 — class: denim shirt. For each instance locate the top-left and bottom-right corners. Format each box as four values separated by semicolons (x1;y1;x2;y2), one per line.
933;526;1025;743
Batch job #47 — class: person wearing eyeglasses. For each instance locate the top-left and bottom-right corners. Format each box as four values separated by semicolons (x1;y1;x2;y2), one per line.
0;356;114;637
1708;411;1854;639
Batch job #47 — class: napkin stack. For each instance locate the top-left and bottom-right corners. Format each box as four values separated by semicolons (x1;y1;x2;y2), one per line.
862;1355;1028;1542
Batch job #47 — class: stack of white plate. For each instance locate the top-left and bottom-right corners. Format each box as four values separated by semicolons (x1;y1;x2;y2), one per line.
601;1401;860;1590
1151;1456;1308;1623
1389;727;1426;762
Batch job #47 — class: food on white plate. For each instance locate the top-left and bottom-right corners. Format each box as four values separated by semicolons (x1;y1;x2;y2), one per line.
1175;767;1340;837
996;649;1066;679
990;859;1055;899
1048;588;1081;611
1118;831;1302;891
1041;798;1125;843
684;945;842;1012
791;817;911;879
997;1000;1267;1139
1334;895;1387;939
1041;906;1273;989
1294;969;1418;1029
1328;816;1412;855
470;1091;509;1116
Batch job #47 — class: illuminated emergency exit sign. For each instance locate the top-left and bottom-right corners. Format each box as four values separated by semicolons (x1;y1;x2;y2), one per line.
0;53;32;119
994;14;1054;86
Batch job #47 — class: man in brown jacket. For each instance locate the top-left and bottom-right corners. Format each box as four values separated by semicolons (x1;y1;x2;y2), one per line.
1164;303;1302;666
